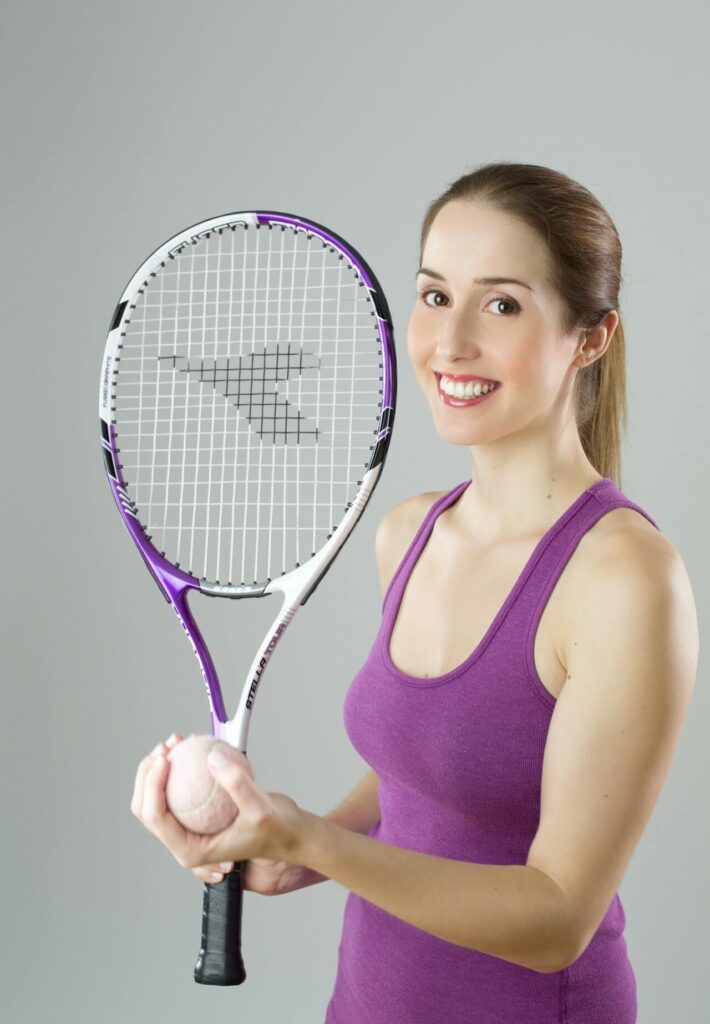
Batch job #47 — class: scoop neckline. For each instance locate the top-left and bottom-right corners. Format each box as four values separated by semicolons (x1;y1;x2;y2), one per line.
379;476;613;687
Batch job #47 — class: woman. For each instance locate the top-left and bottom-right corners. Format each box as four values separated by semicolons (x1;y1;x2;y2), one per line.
132;162;698;1023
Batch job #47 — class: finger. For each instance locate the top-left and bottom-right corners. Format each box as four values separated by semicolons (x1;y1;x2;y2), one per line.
191;859;235;873
198;860;235;872
140;751;172;828
191;856;234;872
192;863;234;884
131;742;167;817
165;733;183;749
139;752;199;866
206;748;265;814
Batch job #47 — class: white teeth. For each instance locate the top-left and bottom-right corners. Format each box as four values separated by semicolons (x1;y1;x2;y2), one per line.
439;375;496;398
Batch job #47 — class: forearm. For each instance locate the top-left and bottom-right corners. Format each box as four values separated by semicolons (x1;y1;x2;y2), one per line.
324;768;381;835
291;770;381;889
296;813;574;973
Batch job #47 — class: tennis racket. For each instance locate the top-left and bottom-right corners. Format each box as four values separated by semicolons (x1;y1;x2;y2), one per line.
99;210;396;985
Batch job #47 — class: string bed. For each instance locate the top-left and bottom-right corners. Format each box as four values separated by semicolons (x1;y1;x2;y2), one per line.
113;222;384;587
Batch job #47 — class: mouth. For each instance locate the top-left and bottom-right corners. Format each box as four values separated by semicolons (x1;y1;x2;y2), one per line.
433;371;501;408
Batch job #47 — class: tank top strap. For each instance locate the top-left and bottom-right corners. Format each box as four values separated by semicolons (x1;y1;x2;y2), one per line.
381;481;470;613
512;477;662;656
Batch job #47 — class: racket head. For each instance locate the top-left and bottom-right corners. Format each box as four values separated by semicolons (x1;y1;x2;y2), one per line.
100;210;395;598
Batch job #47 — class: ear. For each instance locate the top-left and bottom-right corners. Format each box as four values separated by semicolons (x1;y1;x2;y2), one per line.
574;309;619;369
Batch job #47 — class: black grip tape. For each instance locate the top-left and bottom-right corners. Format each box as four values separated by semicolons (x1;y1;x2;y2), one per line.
194;859;247;985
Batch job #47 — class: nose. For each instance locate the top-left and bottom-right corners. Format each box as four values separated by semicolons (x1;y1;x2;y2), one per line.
434;306;482;363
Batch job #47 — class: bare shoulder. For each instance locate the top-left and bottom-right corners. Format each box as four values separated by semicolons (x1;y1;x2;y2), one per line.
560;505;699;675
375;490;447;596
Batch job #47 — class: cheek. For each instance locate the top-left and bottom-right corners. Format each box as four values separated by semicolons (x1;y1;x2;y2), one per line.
502;346;561;404
500;329;553;380
405;312;431;366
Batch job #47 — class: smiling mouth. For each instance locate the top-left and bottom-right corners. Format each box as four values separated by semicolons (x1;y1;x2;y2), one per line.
434;371;501;402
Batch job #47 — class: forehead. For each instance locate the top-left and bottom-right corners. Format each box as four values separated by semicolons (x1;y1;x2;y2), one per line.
423;200;551;283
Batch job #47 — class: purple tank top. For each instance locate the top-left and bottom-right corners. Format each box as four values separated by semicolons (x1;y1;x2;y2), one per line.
325;476;660;1024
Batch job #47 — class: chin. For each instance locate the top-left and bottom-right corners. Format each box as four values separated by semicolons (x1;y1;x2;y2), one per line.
430;414;484;447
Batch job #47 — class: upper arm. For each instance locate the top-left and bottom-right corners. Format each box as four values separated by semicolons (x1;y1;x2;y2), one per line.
375;491;445;597
526;532;699;968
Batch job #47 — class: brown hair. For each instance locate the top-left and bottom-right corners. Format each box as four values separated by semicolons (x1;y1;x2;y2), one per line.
419;161;627;487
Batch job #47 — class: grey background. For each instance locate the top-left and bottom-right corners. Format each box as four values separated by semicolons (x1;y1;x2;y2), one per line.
1;0;707;1020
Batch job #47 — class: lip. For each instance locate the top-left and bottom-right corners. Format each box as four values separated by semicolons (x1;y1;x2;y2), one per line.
434;371;501;408
434;371;499;384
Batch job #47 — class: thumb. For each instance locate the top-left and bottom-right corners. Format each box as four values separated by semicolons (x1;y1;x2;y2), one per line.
206;744;259;804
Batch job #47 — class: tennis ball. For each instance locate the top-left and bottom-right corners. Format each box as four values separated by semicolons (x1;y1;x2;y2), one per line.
165;735;241;835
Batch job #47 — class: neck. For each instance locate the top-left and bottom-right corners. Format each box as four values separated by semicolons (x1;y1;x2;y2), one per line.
458;432;603;543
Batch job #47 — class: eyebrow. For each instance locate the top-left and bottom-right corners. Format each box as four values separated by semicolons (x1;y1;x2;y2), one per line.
416;267;534;293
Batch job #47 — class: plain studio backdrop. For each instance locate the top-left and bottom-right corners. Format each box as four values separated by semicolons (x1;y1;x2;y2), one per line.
1;1;707;1021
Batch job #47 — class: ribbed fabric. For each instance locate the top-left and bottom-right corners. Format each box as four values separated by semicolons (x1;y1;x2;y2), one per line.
325;477;660;1024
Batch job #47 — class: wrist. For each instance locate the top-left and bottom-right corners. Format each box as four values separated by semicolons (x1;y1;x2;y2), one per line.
295;807;338;873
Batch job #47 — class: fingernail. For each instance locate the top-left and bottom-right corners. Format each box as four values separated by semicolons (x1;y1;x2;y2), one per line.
167;733;178;745
207;750;227;769
211;872;223;881
220;861;233;870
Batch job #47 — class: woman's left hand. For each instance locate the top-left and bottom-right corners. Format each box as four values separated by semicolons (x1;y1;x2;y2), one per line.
130;736;310;871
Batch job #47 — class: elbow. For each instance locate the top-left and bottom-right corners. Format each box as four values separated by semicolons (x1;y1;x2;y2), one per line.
525;870;584;974
508;928;581;975
542;929;586;974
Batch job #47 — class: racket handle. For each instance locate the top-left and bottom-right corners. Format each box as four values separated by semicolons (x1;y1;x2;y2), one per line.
194;859;247;985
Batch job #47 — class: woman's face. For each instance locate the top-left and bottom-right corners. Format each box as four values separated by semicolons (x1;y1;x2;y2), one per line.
407;200;584;447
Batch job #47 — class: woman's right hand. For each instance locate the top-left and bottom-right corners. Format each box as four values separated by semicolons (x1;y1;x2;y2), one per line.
161;734;320;896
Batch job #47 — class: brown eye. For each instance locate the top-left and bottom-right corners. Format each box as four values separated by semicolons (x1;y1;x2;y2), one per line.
486;296;520;316
418;289;448;307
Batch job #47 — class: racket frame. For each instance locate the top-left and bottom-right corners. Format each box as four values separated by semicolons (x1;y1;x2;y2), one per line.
100;209;396;985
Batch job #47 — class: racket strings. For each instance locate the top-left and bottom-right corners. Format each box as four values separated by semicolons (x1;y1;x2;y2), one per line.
160;350;321;443
113;222;384;586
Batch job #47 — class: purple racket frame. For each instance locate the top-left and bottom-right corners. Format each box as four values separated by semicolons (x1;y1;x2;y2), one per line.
99;210;396;986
